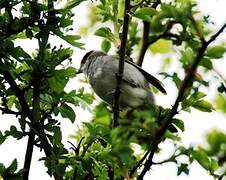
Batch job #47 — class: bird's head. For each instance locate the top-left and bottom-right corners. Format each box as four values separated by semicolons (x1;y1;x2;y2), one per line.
77;50;105;74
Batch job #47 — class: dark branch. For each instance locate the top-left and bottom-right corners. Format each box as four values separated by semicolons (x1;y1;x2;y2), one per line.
136;0;161;67
129;146;152;177
112;0;131;128
0;107;21;116
137;21;150;67
136;21;226;179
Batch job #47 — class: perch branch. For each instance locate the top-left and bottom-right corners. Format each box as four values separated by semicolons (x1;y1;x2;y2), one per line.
112;0;131;128
136;21;226;180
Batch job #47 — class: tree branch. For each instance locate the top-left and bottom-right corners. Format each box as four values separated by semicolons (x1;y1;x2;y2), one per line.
137;21;150;67
129;0;145;9
136;21;226;179
112;0;131;128
0;107;21;116
136;0;161;67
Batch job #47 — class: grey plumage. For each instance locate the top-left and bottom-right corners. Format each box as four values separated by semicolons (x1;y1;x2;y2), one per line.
78;50;166;108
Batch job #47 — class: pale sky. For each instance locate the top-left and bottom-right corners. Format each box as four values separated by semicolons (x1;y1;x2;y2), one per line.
0;0;226;179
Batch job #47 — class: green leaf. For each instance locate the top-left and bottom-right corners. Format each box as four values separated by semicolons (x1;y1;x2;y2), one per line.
61;0;87;12
4;126;23;140
55;163;66;177
189;91;207;101
48;67;76;93
177;163;189;175
64;67;77;77
192;100;214;112
200;57;213;70
52;29;84;49
95;27;119;44
10;46;31;62
192;150;210;170
134;7;157;22
7;96;16;109
164;130;181;141
215;94;226;113
101;39;111;53
0;131;6;145
180;48;194;66
26;28;33;39
63;90;93;112
159;72;181;88
149;39;172;54
206;46;226;59
172;119;185;131
53;127;62;145
0;163;6;175
58;103;76;123
7;159;18;173
217;83;226;94
209;158;218;174
40;94;55;104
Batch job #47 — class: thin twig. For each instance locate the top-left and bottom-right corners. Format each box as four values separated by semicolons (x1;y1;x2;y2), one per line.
0;107;21;116
129;0;145;9
136;21;226;179
129;146;151;177
152;150;185;165
112;0;131;128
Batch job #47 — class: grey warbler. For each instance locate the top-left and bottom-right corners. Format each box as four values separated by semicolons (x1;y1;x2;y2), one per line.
77;50;166;108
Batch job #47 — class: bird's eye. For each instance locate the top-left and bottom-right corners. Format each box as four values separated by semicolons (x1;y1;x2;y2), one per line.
81;50;94;65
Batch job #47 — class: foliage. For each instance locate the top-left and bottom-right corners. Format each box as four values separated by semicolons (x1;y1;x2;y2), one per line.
0;0;226;179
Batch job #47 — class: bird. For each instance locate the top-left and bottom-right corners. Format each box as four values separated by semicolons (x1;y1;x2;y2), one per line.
77;50;166;109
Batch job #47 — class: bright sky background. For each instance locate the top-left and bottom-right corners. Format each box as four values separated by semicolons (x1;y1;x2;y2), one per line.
0;0;226;179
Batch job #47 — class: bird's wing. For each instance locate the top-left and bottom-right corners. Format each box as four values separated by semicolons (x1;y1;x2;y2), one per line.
102;55;166;94
125;60;167;94
102;55;146;88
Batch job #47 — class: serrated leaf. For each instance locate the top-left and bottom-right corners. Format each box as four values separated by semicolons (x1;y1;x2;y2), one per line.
52;29;84;49
206;46;226;59
192;100;214;112
177;163;189;175
48;67;76;93
134;7;157;21
58;103;76;123
63;90;93;112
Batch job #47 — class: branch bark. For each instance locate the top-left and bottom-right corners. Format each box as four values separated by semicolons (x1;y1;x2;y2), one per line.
137;21;150;67
112;0;131;128
136;21;226;180
137;0;161;67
